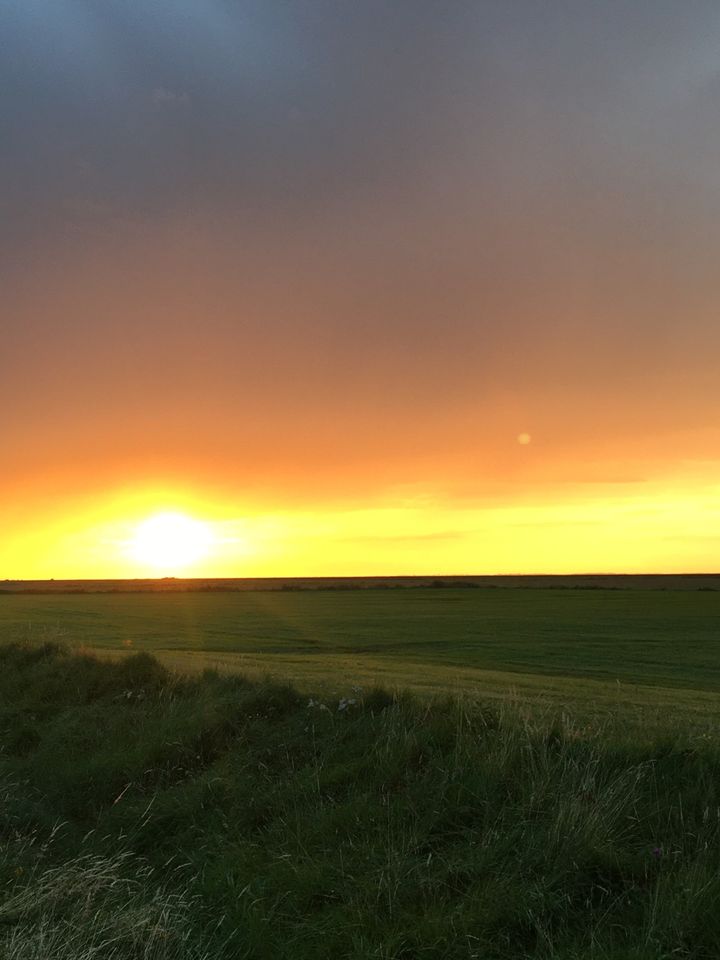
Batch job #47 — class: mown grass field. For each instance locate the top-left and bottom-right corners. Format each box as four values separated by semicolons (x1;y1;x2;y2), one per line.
2;585;720;718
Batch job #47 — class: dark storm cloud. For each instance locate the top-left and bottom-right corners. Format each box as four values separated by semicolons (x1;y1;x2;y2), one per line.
3;0;720;278
3;1;716;239
1;1;472;240
3;0;720;498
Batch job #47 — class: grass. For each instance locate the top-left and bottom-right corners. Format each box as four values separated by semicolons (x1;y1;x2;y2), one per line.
0;847;208;960
2;641;720;958
3;586;720;717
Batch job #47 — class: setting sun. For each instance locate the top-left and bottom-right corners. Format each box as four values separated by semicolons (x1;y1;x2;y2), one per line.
128;512;213;571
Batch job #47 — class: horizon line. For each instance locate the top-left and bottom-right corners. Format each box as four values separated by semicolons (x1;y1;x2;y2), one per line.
3;572;720;584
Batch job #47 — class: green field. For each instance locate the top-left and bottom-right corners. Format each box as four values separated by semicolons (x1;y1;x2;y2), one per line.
2;586;720;720
3;588;720;958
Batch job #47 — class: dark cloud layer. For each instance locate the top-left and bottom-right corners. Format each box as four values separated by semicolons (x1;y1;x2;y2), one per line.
3;1;720;502
5;2;720;235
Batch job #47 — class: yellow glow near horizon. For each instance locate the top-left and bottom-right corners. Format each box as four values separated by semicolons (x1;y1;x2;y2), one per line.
1;474;720;580
127;512;213;571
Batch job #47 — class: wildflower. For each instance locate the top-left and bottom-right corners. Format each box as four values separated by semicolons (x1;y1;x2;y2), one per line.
337;697;357;712
651;846;663;859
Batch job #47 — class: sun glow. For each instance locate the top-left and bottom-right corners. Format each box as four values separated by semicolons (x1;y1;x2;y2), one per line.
3;470;720;579
128;512;213;571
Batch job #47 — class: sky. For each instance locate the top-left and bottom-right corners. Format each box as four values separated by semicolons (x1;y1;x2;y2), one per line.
2;0;720;578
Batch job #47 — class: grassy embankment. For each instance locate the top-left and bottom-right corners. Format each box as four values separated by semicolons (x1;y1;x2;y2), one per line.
2;641;720;959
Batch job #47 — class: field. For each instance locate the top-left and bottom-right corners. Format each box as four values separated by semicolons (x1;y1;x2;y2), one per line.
2;583;720;958
2;584;720;719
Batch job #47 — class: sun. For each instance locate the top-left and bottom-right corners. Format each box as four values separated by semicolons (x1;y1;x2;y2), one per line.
129;512;213;571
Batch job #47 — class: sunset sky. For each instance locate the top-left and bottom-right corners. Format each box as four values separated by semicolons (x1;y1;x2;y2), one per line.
3;1;720;578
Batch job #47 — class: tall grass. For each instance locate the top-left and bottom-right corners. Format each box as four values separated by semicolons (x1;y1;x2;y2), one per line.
1;641;720;958
0;848;210;960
